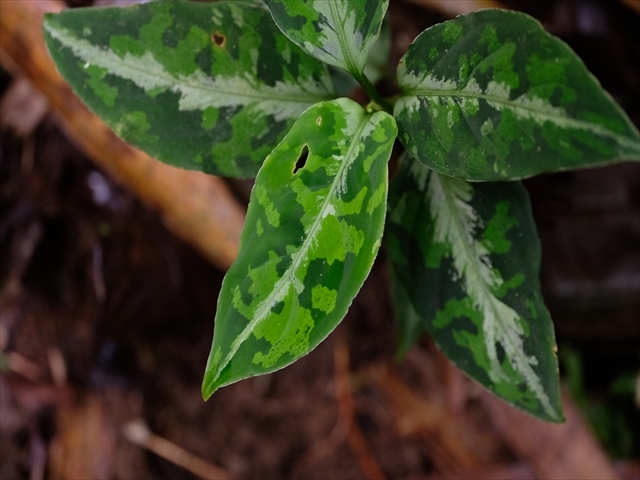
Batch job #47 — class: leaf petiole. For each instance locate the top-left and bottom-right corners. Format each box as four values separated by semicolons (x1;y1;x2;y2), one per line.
356;72;393;114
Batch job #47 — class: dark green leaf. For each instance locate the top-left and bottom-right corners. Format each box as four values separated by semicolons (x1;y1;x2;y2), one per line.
203;98;397;397
330;17;392;98
387;153;563;422
395;10;640;180
364;17;392;84
389;268;423;359
43;1;335;178
264;0;389;78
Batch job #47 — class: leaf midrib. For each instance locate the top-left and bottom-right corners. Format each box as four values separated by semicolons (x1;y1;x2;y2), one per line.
435;172;557;419
328;0;360;77
209;111;372;387
46;23;332;107
402;88;640;154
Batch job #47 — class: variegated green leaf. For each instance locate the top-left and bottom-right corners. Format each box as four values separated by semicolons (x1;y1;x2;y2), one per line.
263;0;389;78
364;17;392;85
330;17;392;98
387;154;563;422
202;98;397;397
389;269;423;359
43;1;335;178
395;10;640;181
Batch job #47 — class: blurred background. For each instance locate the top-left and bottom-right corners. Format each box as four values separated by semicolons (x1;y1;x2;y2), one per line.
1;0;639;478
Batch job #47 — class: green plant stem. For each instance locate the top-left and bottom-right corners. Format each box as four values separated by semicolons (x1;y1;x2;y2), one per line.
357;72;393;114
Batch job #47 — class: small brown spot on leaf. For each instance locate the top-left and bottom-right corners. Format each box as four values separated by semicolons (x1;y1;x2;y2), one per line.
211;32;226;47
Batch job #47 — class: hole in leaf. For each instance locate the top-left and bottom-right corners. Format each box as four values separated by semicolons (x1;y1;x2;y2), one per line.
211;32;226;47
293;145;309;174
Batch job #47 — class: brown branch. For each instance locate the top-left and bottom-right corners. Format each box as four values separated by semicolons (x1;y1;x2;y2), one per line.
365;361;490;473
480;388;619;480
619;0;640;15
334;334;387;480
0;0;244;271
399;0;508;16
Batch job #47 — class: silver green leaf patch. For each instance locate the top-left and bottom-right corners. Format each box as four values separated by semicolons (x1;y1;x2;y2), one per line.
395;10;640;180
43;1;335;178
264;0;389;78
202;98;397;397
387;154;563;422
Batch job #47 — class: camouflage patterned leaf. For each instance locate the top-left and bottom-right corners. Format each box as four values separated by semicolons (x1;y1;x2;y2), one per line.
386;154;563;422
330;17;392;98
263;0;389;78
202;98;397;397
43;1;335;178
395;10;640;181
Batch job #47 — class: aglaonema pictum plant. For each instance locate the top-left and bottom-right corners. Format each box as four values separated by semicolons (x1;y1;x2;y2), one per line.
43;0;640;422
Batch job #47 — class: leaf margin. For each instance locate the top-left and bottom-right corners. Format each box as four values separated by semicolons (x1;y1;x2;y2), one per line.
202;97;398;398
387;153;564;422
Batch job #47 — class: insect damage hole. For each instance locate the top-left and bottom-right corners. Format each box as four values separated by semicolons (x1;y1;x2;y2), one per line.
293;145;309;174
211;32;226;47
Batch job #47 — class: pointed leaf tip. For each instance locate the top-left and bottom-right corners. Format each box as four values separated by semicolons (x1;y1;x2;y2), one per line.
203;98;397;394
395;9;640;181
387;154;563;422
43;1;335;178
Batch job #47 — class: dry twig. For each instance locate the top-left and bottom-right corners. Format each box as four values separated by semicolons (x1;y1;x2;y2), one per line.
365;362;492;473
123;419;231;480
481;389;619;480
334;334;387;480
619;0;640;15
